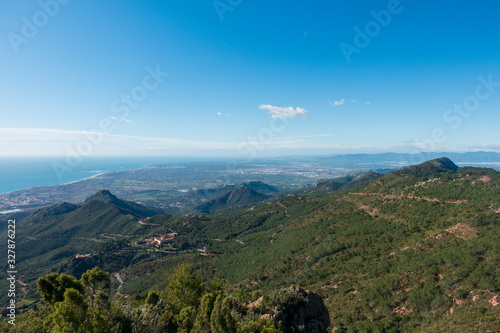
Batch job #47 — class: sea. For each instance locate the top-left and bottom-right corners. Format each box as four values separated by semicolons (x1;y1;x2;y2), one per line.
0;156;218;195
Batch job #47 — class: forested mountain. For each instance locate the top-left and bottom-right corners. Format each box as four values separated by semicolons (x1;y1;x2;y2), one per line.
2;190;167;303
2;158;500;332
196;186;271;213
295;171;382;195
18;189;161;245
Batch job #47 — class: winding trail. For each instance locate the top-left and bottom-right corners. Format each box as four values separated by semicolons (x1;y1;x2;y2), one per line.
139;219;159;226
277;201;291;217
114;273;124;291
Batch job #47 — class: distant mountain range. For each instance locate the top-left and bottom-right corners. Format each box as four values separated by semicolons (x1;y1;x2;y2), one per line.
319;151;500;164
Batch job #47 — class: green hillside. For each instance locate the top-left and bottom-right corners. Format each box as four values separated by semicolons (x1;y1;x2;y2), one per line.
3;158;500;332
295;171;382;195
196;186;271;213
2;190;168;305
123;158;500;332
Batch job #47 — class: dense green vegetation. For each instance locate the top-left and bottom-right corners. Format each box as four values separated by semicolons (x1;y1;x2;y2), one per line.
196;185;272;213
0;265;328;332
294;171;382;195
2;158;500;332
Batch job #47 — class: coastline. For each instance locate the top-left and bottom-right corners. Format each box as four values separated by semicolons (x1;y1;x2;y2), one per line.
60;172;106;186
0;209;22;215
0;171;107;197
0;157;213;196
0;172;108;214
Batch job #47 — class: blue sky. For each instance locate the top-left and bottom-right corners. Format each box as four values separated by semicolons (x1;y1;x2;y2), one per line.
1;0;499;157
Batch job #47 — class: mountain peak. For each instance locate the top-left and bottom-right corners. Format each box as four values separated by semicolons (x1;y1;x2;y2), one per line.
242;181;279;193
84;190;118;203
196;186;270;213
429;157;459;171
393;157;458;178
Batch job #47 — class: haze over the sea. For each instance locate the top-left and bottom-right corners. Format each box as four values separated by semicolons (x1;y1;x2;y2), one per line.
0;157;213;194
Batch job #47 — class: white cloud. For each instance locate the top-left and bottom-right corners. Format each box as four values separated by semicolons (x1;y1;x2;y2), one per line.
258;104;309;119
216;112;222;116
329;99;345;106
283;134;332;139
329;99;370;106
109;116;132;123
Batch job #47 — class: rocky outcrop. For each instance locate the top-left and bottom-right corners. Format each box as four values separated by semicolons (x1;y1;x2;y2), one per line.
249;287;330;333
